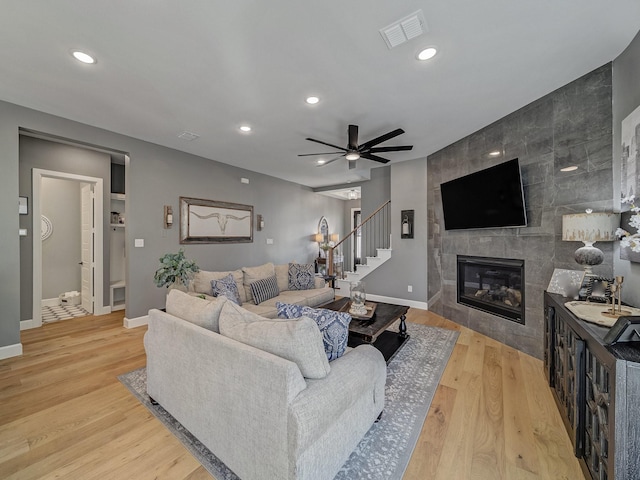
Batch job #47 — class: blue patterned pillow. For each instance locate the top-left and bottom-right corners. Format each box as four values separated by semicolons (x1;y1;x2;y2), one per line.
276;302;351;361
250;275;280;304
288;263;315;290
211;274;242;305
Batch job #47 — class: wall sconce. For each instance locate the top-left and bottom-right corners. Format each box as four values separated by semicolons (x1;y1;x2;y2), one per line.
257;214;264;231
401;209;414;239
164;205;173;229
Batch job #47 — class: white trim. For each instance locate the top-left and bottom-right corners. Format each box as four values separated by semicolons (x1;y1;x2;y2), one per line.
41;297;59;307
94;305;111;316
20;319;35;330
0;343;23;360
365;293;429;311
32;169;105;328
124;315;149;329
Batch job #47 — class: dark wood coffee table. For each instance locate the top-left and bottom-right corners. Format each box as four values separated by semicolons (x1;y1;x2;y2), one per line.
321;297;410;363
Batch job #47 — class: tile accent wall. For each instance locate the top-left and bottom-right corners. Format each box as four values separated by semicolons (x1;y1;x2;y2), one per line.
427;64;614;359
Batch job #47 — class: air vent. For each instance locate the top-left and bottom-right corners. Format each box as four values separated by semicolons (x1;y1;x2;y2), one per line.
380;10;427;49
177;131;200;141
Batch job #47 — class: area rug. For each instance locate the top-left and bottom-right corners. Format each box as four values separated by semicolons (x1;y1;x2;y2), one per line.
118;323;458;479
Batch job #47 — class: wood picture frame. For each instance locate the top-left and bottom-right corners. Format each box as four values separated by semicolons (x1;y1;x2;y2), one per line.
180;196;253;244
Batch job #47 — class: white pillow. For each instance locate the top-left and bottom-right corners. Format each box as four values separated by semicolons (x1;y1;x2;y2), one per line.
218;301;330;379
165;289;227;333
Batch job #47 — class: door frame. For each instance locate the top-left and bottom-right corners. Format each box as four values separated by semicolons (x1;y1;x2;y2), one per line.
31;168;105;328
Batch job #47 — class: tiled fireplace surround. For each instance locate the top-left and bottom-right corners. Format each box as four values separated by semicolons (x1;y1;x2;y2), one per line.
427;64;615;359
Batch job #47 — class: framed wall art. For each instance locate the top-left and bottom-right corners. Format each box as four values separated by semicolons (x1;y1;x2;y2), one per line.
180;196;253;244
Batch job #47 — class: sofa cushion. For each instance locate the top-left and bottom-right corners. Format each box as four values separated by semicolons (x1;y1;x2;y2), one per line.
250;275;280;304
288;263;315;290
219;301;330;379
243;263;276;302
284;287;335;308
165;289;227;333
210;274;243;305
275;264;290;292
193;269;247;303
276;303;351;361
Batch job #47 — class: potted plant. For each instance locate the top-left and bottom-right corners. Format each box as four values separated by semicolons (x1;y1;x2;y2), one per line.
153;249;200;290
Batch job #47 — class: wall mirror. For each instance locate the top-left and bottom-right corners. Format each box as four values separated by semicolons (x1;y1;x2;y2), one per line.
318;216;329;245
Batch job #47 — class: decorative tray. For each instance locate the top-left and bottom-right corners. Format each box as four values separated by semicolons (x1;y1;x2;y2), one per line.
342;301;377;320
565;301;640;327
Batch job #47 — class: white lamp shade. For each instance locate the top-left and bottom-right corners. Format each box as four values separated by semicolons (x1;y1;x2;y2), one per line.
562;212;619;243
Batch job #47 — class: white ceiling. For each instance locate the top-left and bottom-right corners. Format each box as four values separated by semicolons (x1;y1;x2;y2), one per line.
1;1;639;189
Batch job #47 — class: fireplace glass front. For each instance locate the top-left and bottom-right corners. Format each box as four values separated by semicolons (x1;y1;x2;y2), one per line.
457;255;525;324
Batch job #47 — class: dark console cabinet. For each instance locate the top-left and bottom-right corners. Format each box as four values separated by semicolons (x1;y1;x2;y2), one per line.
544;292;640;480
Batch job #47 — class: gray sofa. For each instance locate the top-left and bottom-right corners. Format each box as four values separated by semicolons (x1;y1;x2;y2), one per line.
190;262;335;318
145;291;386;480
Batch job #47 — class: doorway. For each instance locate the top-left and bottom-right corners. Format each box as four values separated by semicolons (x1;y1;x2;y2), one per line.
31;169;104;328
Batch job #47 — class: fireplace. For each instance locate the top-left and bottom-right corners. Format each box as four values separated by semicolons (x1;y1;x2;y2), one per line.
457;255;525;324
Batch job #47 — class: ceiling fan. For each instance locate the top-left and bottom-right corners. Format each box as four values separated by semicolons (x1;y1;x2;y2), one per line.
299;124;413;169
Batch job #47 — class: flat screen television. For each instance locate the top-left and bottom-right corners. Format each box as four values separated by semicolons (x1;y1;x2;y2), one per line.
440;158;527;230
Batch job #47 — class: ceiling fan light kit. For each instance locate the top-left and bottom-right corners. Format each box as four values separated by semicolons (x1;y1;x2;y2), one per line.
300;124;413;169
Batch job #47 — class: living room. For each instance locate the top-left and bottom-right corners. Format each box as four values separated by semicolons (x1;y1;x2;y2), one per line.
1;3;640;479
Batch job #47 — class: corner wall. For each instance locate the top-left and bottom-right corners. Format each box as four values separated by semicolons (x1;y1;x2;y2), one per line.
613;30;640;307
428;64;614;359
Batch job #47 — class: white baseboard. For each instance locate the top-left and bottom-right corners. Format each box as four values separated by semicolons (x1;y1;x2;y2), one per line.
0;343;23;360
124;314;149;329
94;305;111;316
366;294;429;311
20;319;35;330
42;297;59;307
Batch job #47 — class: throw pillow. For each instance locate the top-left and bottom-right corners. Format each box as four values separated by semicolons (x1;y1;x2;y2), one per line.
211;273;243;305
276;302;351;361
165;289;227;333
219;301;330;379
250;275;280;304
242;263;276;302
274;264;290;292
194;269;247;304
288;263;315;290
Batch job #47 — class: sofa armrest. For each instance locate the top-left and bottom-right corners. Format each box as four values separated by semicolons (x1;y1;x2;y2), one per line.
288;344;386;453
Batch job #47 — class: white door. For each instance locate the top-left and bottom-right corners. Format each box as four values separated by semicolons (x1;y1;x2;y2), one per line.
80;183;94;313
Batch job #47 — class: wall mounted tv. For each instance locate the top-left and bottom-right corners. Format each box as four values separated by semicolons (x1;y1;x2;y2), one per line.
440;158;527;230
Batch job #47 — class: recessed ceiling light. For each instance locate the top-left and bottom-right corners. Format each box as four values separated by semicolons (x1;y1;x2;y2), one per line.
488;150;501;157
561;165;578;172
71;50;96;64
417;47;437;61
239;125;252;133
306;96;320;105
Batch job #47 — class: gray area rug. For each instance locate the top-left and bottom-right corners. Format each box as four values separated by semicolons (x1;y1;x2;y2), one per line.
118;323;458;479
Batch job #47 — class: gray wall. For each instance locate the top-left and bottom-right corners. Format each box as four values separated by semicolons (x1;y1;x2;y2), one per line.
0;100;344;350
427;64;614;359
362;160;429;303
19;136;112;319
613;30;640;307
41;177;82;300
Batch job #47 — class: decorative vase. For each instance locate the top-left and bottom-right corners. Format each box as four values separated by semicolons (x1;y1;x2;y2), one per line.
349;281;368;316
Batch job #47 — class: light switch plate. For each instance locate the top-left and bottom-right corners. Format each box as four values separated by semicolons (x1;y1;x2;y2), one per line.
134;238;144;248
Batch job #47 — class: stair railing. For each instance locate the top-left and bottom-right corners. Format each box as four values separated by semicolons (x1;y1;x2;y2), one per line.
328;200;391;277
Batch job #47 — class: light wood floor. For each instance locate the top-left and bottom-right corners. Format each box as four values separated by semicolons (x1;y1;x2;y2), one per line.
0;309;584;479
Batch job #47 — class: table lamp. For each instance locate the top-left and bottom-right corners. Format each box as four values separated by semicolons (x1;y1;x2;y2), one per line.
562;210;619;274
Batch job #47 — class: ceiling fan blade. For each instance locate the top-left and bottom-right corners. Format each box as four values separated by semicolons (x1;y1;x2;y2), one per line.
298;151;344;157
305;137;347;152
315;155;344;167
368;145;413;153
358;128;405;150
360;152;390;164
348;124;358;149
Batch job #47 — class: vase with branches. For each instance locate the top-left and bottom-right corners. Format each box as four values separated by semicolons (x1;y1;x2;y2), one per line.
153;249;200;290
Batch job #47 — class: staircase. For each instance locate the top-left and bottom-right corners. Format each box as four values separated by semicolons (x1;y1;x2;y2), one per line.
328;200;392;296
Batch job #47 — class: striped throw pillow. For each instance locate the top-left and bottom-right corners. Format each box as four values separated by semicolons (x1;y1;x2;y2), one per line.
250;275;280;304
